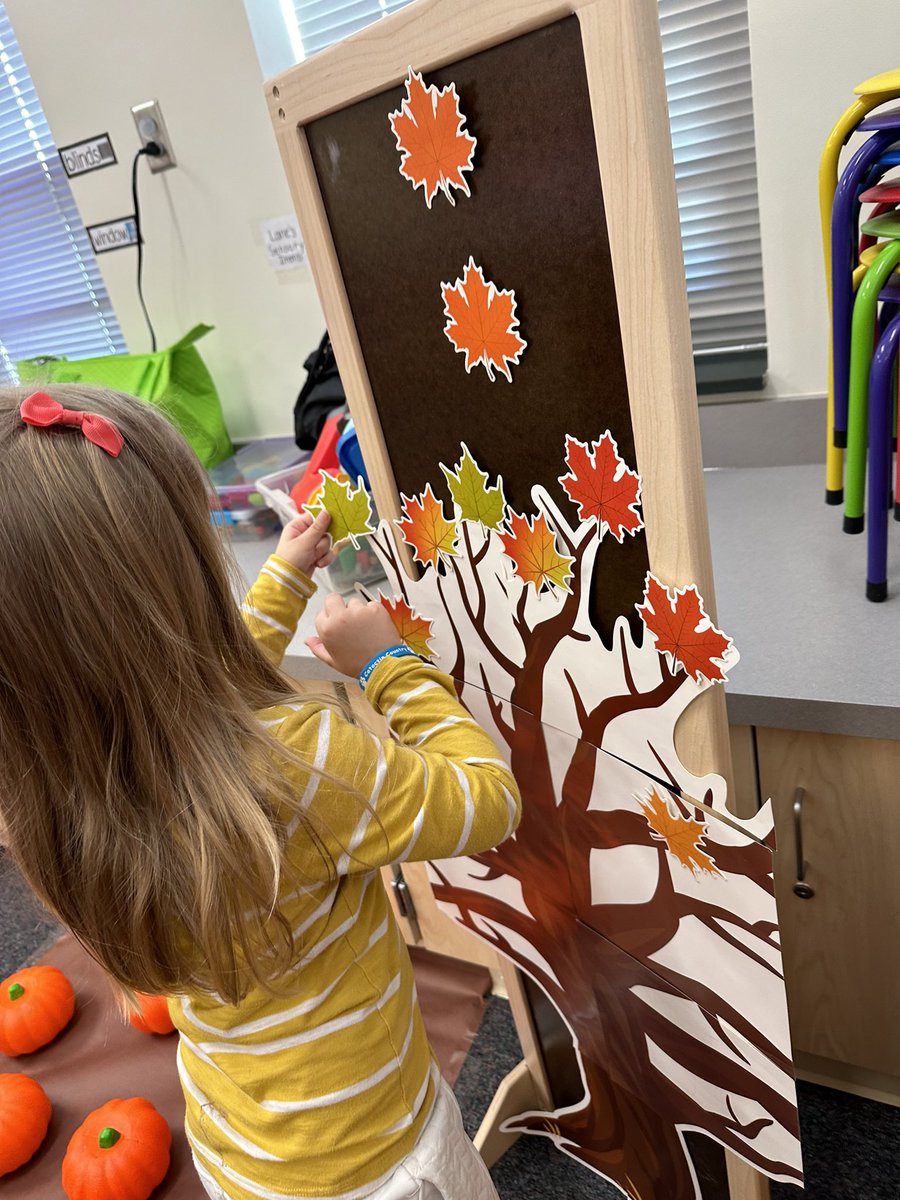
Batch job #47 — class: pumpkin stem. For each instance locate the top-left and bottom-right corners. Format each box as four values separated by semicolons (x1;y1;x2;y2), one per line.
98;1127;122;1150
7;983;25;1001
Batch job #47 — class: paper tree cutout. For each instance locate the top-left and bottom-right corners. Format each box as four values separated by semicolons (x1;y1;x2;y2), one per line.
389;68;476;208
560;432;643;542
304;473;374;548
360;434;802;1199
441;257;527;382
380;595;435;659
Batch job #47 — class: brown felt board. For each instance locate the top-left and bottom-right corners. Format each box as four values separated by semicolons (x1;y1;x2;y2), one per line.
305;16;650;641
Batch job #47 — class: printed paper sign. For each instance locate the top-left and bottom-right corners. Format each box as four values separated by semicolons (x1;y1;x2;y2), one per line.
261;214;307;271
58;133;116;178
86;216;138;254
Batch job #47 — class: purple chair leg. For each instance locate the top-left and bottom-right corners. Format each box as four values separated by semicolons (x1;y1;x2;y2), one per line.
831;129;898;448
866;312;900;601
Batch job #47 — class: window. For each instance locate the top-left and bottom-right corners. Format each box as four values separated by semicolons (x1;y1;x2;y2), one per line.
659;0;765;392
244;0;766;392
0;3;125;386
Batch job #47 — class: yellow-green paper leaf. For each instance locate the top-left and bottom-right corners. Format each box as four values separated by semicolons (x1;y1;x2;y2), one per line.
306;474;375;548
441;443;506;528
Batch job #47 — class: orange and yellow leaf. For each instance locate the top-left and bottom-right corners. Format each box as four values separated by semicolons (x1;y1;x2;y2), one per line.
499;511;573;592
388;68;476;208
640;788;721;877
380;595;435;658
442;257;527;382
396;484;458;568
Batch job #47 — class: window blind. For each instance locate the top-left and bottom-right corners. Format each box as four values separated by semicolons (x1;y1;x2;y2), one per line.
659;0;765;381
0;4;125;386
256;0;766;384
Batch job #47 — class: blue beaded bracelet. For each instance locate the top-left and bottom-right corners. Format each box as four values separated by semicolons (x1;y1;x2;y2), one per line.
358;644;418;688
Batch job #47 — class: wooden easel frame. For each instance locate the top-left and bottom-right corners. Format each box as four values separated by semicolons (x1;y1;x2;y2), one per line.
264;4;765;1197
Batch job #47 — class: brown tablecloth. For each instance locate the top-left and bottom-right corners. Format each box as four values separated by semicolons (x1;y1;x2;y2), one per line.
2;935;492;1198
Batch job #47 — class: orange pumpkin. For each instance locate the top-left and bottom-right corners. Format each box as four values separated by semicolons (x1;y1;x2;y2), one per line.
62;1097;171;1200
0;966;75;1056
128;994;175;1036
0;1073;52;1175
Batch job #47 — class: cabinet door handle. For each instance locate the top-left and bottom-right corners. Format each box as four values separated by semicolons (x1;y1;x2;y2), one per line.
792;786;815;899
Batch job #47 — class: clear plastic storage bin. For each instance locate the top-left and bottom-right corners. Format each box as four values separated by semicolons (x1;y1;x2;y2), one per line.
208;438;306;514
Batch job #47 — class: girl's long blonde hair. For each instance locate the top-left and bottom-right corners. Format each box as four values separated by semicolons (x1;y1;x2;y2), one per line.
0;385;333;1004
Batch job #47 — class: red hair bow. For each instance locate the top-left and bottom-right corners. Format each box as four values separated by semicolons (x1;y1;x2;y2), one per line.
20;391;124;458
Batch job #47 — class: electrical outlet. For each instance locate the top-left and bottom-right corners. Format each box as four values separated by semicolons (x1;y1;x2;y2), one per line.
131;100;176;172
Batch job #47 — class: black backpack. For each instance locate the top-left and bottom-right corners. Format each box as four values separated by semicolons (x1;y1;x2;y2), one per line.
293;332;346;451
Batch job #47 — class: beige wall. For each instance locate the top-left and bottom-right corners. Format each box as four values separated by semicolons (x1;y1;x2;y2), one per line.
6;0;326;441
8;0;900;437
747;0;899;402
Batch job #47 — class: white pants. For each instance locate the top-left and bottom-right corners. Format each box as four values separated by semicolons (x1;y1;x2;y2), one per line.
193;1079;500;1200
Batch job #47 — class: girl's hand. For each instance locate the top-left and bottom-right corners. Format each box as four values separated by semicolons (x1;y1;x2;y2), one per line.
306;593;401;677
275;511;334;577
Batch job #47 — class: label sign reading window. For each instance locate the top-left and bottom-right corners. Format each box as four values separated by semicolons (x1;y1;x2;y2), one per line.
87;216;138;254
58;133;117;178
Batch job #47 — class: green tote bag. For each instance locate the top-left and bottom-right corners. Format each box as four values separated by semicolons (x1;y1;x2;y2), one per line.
17;324;233;468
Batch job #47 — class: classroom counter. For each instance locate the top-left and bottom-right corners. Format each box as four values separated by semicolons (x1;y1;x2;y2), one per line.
230;462;899;741
705;463;898;740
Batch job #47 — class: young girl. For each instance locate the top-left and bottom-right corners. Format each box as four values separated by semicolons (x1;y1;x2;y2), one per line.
0;387;521;1200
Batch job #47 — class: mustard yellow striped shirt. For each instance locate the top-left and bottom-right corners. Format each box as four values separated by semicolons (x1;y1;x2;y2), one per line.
170;555;521;1200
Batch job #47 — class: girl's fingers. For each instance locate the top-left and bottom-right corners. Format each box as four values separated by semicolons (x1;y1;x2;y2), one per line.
286;513;313;536
323;592;346;614
305;637;335;668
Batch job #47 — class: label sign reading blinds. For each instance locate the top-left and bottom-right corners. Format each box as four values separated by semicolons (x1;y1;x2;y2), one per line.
87;216;138;254
58;133;117;177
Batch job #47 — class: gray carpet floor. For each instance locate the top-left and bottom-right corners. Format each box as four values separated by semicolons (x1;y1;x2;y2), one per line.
3;851;898;1198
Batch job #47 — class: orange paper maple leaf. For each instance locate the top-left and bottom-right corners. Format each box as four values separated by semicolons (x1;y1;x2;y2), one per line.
640;788;721;877
380;595;435;659
389;68;476;208
560;432;643;541
442;258;527;382
637;573;732;684
500;511;574;592
396;484;458;568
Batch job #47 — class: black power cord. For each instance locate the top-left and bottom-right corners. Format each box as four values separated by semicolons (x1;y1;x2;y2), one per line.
131;141;163;352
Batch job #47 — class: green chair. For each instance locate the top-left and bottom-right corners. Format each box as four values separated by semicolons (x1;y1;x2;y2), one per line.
844;229;900;532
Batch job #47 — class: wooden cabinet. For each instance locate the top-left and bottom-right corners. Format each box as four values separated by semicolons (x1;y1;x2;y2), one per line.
755;727;900;1098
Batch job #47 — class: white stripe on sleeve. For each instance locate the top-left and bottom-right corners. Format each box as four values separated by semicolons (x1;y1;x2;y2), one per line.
241;605;293;638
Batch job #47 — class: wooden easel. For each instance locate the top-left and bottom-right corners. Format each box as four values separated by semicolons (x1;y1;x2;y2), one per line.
265;3;770;1196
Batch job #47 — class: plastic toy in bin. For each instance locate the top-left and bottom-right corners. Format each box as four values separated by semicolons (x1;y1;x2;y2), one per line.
208;437;306;514
336;419;370;491
290;412;343;509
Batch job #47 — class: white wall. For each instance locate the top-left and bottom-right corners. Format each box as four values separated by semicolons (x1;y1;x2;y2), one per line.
747;0;899;401
8;0;899;436
6;0;326;441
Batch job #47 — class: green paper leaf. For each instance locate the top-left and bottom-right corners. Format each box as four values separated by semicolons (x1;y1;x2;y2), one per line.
441;443;506;529
306;474;375;548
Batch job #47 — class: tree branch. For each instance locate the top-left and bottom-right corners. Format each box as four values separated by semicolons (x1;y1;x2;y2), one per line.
479;664;515;745
370;525;410;606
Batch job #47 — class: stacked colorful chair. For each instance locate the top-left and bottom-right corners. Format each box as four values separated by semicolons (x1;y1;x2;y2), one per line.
821;70;900;600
